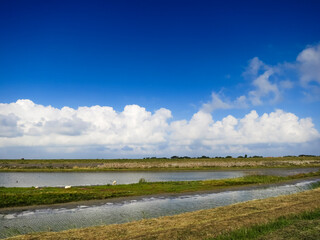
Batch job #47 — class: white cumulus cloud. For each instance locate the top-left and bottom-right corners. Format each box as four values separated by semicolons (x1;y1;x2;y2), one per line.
0;100;172;150
201;93;232;113
296;43;320;101
1;99;318;157
213;43;320;110
297;43;320;86
248;69;280;105
201;93;248;113
170;109;318;147
0;113;23;138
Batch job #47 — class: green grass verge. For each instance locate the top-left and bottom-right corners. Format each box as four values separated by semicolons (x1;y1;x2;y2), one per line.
1;171;319;208
209;208;320;240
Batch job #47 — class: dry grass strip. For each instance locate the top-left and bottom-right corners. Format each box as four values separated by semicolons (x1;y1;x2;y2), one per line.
8;188;320;240
95;160;320;169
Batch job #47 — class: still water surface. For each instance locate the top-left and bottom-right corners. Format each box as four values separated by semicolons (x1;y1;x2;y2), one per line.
0;179;319;239
0;168;318;187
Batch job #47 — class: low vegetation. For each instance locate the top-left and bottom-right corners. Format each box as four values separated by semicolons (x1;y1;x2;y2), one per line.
1;156;320;171
1;171;319;208
7;186;320;240
211;208;320;240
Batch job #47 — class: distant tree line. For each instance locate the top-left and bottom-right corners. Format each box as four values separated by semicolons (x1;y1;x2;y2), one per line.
142;154;317;160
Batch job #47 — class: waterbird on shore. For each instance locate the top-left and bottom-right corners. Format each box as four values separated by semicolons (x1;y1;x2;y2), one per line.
112;180;117;185
65;186;71;189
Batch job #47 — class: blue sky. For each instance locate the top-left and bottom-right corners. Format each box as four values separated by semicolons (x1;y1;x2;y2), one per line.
0;0;320;158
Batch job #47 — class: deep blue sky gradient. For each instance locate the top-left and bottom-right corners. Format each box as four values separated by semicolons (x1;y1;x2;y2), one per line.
1;0;320;122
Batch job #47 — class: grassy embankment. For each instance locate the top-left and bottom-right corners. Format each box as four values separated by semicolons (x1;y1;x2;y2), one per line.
1;156;320;171
211;181;320;240
7;184;320;240
1;171;320;208
212;208;320;240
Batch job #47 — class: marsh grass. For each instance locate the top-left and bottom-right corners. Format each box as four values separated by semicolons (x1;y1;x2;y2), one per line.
1;171;320;208
1;156;320;171
310;180;320;189
138;178;146;183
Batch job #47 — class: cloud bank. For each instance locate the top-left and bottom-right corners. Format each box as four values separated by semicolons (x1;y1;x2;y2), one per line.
0;99;319;158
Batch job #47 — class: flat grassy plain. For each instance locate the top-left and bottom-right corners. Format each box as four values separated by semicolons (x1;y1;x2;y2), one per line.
1;171;320;208
1;156;320;171
7;186;320;240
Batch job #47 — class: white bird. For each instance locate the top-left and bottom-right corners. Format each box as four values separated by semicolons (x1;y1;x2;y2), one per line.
112;180;117;185
65;185;71;189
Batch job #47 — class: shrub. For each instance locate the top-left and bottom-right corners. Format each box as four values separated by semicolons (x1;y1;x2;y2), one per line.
139;178;146;184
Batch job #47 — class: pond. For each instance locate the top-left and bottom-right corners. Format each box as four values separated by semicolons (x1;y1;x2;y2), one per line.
0;179;319;239
0;167;318;187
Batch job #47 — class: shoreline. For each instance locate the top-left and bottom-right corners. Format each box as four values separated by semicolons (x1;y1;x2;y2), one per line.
1;176;319;214
1;165;320;172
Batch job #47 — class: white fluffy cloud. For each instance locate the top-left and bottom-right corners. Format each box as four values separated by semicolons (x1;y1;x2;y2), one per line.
209;44;320;111
297;44;320;86
201;93;248;113
171;109;318;146
296;44;320;101
208;57;283;111
0;113;23;138
201;93;232;113
0;100;172;149
243;57;269;77
242;56;284;106
0;99;319;157
248;69;280;105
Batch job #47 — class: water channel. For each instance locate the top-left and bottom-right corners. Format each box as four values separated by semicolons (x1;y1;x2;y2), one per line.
0;167;318;187
1;179;319;239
